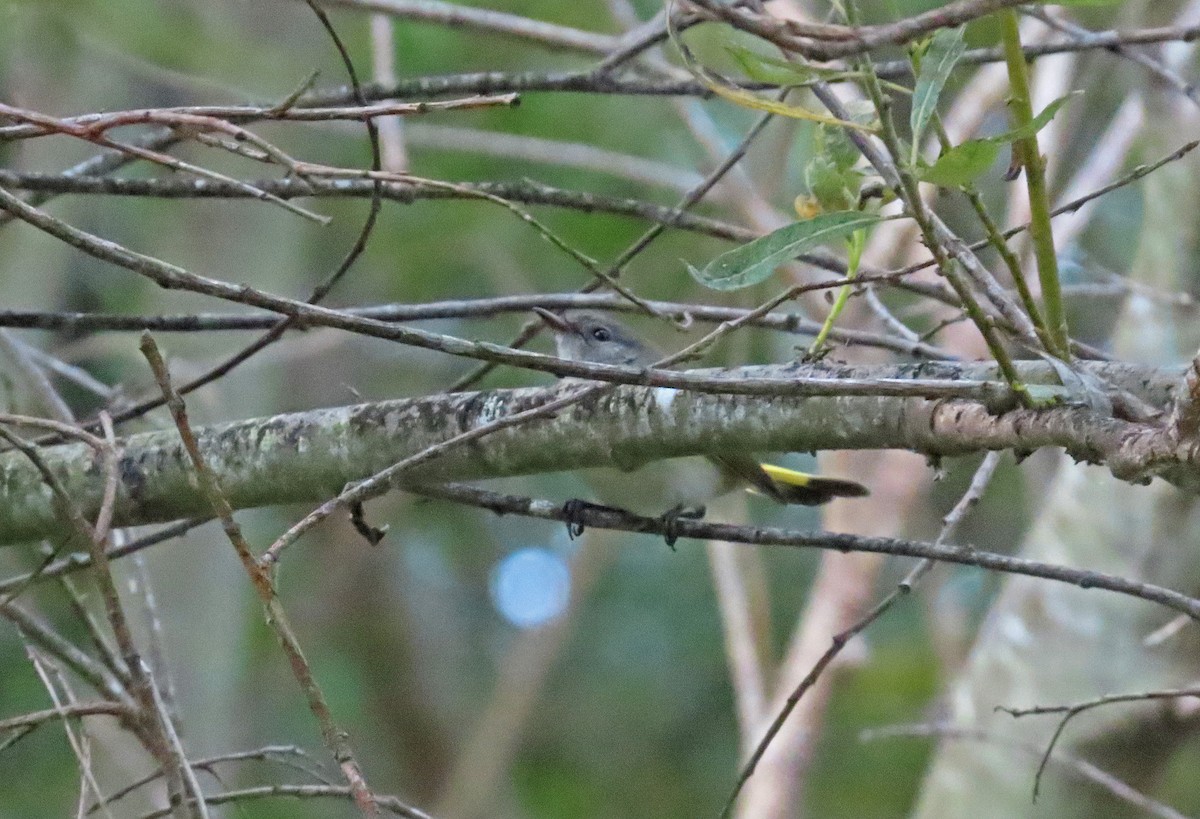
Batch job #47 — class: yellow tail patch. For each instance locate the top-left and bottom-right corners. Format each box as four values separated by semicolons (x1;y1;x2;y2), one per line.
759;463;814;487
755;463;870;505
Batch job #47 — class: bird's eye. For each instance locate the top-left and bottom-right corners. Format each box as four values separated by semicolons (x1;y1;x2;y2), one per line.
590;327;611;342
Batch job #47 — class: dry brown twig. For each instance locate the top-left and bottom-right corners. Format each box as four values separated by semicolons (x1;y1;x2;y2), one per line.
138;332;381;818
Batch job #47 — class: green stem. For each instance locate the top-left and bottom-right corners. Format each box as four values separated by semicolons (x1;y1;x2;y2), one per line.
809;229;865;354
931;117;1054;351
999;10;1069;357
843;0;1030;403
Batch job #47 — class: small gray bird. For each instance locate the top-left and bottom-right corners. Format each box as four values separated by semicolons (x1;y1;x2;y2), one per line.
533;308;869;510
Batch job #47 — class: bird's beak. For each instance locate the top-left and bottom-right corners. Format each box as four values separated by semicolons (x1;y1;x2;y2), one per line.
532;307;573;333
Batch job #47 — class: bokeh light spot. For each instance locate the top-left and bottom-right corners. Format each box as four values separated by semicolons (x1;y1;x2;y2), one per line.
490;548;571;628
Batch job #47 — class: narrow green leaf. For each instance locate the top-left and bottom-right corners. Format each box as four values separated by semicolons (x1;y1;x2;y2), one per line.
1040;0;1121;6
982;93;1077;145
687;211;881;291
917;93;1075;187
917;140;1000;186
910;26;965;153
723;45;850;86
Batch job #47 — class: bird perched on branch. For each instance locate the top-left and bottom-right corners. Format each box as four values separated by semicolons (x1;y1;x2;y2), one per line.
533;308;869;527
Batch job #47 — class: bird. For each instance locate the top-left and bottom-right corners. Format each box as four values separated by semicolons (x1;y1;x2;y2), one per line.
532;307;869;517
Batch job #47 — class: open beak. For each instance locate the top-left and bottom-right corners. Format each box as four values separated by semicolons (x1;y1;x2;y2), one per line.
532;307;573;333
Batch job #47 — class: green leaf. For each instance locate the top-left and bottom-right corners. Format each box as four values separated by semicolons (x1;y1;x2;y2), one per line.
916;93;1075;187
723;45;846;86
814;119;863;172
1040;0;1121;5
910;26;965;153
985;92;1077;144
687;211;881;291
917;140;1000;186
805;153;862;212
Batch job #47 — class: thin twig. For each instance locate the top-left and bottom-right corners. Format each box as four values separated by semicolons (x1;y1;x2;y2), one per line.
0;701;131;735
0;520;210;595
136;783;433;819
2;184;1025;404
0;295;952;359
138;332;380;818
317;0;624;55
998;687;1200;802
410;482;1200;620
0;601;130;705
863;723;1190;819
92;745;331;814
0;96;518;141
24;649;116;819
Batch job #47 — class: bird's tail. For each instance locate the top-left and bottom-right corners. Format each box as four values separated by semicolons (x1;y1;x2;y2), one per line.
756;463;870;506
711;455;869;506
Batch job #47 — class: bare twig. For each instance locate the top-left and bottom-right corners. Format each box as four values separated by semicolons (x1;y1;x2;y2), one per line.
0;702;131;735
0;295;952;359
410;482;1200;620
0;97;517;142
23;650;114;819
91;745;331;814
998;687;1200;802
139;332;380;817
137;783;433;819
316;0;623;55
0;520;209;595
864;723;1190;819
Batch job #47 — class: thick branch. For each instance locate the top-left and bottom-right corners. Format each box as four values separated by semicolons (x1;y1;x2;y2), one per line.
0;361;1184;545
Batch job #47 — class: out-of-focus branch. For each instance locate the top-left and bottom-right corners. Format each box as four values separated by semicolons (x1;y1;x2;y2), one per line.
314;0;624;54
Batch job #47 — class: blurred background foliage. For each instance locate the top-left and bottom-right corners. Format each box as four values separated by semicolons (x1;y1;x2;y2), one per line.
1;0;1197;817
